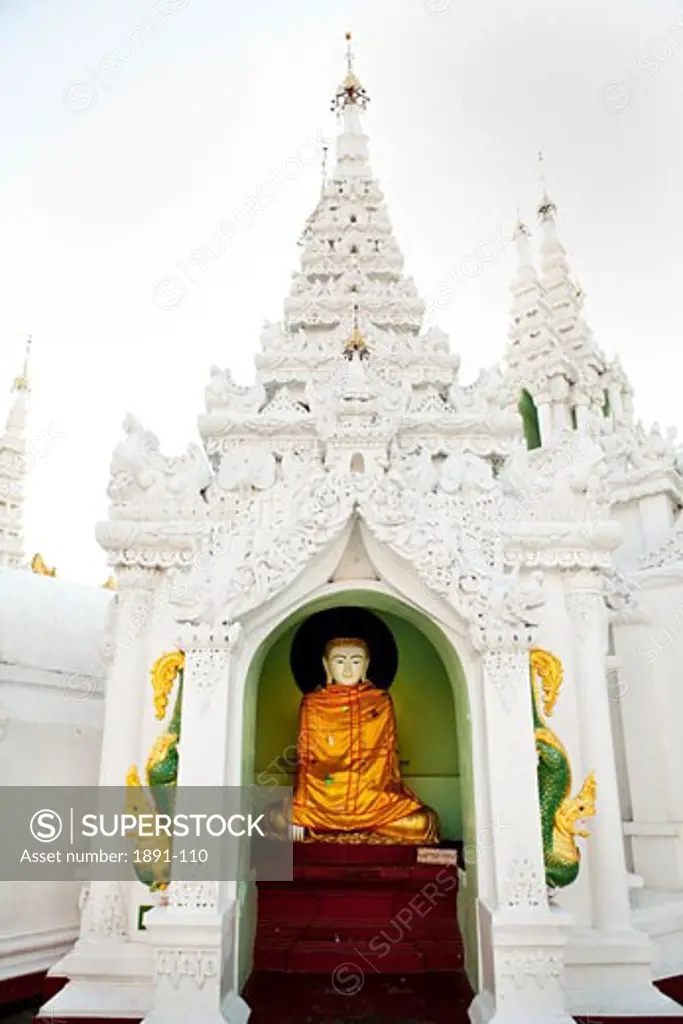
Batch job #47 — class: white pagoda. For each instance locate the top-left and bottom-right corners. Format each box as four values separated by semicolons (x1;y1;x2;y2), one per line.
39;35;683;1024
0;338;32;569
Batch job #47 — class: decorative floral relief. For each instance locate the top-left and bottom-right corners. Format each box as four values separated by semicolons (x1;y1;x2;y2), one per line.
79;880;127;939
186;650;227;706
500;949;562;990
482;650;528;711
501;856;547;910
167;880;218;911
155;948;219;989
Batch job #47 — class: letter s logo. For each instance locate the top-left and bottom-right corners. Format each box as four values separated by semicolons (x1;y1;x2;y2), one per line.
30;809;63;843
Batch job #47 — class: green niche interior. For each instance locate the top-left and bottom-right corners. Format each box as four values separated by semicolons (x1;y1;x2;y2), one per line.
518;388;542;450
239;591;478;993
253;608;462;839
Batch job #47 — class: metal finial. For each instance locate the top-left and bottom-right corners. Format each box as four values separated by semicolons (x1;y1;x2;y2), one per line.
13;335;32;392
536;151;557;221
332;32;369;114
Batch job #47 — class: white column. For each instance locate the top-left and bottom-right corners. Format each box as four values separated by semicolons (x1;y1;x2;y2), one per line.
537;400;554;447
41;568;159;1021
562;571;679;1018
565;572;630;931
98;568;160;787
143;623;247;1024
470;635;573;1024
86;569;160;944
615;582;683;890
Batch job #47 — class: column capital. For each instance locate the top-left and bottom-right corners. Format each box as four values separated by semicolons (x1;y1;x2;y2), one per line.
481;647;532;714
566;567;603;589
115;565;163;593
175;624;243;734
565;569;606;614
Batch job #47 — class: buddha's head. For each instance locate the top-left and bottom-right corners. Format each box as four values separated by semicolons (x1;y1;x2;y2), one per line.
323;637;370;687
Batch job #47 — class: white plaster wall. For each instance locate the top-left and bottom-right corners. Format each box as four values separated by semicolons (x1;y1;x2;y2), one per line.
612;501;645;571
0;567;112;981
613;575;683;890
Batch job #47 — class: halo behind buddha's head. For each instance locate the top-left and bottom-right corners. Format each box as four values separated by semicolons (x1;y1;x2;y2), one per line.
289;608;398;693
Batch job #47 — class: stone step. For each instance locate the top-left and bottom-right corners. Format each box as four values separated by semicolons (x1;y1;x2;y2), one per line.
258;885;459;924
256;917;463;943
254;935;465;973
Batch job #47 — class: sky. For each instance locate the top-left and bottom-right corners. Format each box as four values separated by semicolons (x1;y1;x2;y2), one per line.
1;0;682;584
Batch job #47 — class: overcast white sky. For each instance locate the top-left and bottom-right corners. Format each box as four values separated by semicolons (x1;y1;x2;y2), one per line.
1;0;682;583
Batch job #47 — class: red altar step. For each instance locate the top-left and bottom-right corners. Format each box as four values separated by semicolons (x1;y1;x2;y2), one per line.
243;971;474;1024
254;843;464;974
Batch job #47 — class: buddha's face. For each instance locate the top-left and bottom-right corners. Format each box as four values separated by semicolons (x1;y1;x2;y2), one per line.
323;640;369;687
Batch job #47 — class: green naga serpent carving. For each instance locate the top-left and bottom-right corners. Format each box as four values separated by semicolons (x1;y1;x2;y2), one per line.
126;650;184;892
530;647;596;890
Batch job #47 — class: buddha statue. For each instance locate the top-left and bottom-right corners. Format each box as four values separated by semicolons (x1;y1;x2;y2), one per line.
289;609;438;845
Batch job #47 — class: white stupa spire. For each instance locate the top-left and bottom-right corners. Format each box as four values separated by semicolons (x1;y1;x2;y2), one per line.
280;33;424;349
506;218;562;374
536;182;611;431
331;32;372;179
0;336;32;568
503;162;635;445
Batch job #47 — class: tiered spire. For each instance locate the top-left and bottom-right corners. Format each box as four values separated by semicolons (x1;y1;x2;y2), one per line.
503;160;637;445
536;186;610;430
281;33;424;350
0;337;32;568
504;217;570;428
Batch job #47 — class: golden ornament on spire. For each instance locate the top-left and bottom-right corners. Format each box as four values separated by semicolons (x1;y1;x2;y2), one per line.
343;304;368;359
536;151;557;221
332;32;369;114
102;574;117;591
31;553;56;577
13;335;32;392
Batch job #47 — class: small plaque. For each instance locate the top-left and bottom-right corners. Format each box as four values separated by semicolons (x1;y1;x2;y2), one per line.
416;847;459;866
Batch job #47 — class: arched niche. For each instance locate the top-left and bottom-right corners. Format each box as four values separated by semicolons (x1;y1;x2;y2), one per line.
236;586;479;994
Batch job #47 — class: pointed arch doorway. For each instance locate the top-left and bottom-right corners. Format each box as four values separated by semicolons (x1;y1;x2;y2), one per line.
236;586;479;1009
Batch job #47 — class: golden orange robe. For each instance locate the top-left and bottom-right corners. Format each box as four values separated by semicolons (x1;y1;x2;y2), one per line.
292;681;437;844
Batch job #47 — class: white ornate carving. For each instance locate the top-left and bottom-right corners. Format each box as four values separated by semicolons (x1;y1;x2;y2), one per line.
639;509;683;571
178;623;242;707
603;568;642;623
108;414;212;508
155;948;219;989
79;880;127;939
205;366;266;416
500;949;562;990
502;856;547;909
483;650;527;711
217;446;277;491
167;880;218;911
